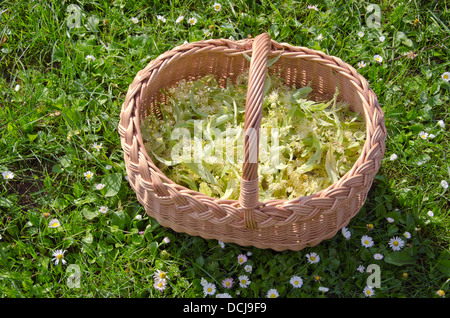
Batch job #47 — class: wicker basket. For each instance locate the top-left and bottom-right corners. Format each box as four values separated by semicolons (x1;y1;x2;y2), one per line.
118;33;386;251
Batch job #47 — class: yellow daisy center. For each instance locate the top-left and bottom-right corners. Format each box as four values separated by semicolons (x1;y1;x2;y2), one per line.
215;4;220;10
57;254;63;259
364;240;369;244
270;294;276;298
310;256;315;261
393;241;399;246
159;272;166;279
367;290;372;295
444;74;449;79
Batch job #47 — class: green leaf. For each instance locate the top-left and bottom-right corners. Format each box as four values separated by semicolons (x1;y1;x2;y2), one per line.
184;162;218;185
385;248;416;266
325;144;338;183
62;106;82;129
82;232;94;244
102;173;122;197
82;206;98;220
111;211;126;229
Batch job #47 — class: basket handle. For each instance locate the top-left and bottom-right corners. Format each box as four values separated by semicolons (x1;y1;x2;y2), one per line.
239;33;271;229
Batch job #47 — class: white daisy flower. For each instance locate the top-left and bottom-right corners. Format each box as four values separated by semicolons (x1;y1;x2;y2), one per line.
154;278;167;292
441;180;449;190
363;286;375;297
2;171;14;180
379;35;386;42
14;84;20;92
388;236;405;251
357;61;367;68
437;120;445;128
403;231;411;239
99;206;108;214
442;72;450;82
316;33;324;41
361;235;374;248
307;5;319;11
428;133;435;139
131;17;139;24
436;289;445;298
84;171;94;180
92;142;102;151
238;275;250;288
52;249;67;265
200;277;208;286
105;165;112;170
290;276;303;288
306;252;320;264
48;218;61;228
135;214;142;220
318;286;329;292
389;153;398;161
374;54;383;63
85;55;96;62
222;278;233;289
267;288;279;298
203;282;216;296
341;227;351;240
358;31;364;38
386;217;395;223
163;237;170;244
176;16;184;23
216;293;232;298
213;3;221;11
218;240;225;248
156;15;167;23
418;131;428;140
188;17;197;25
237;254;247;265
244;265;252;273
427;210;434;217
95;183;105;190
357;265;366;273
374;253;383;260
153;269;167;281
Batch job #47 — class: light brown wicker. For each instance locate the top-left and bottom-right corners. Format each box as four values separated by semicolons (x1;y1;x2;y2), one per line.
118;33;386;251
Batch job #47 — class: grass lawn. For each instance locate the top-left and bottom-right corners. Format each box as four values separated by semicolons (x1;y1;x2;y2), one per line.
0;0;449;298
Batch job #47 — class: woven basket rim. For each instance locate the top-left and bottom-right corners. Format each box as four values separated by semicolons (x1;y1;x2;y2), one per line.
118;33;387;238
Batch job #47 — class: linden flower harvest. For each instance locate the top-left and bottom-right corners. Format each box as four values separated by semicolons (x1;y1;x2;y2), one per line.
141;71;365;202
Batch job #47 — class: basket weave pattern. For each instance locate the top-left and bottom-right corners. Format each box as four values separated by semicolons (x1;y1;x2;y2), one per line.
118;33;386;251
